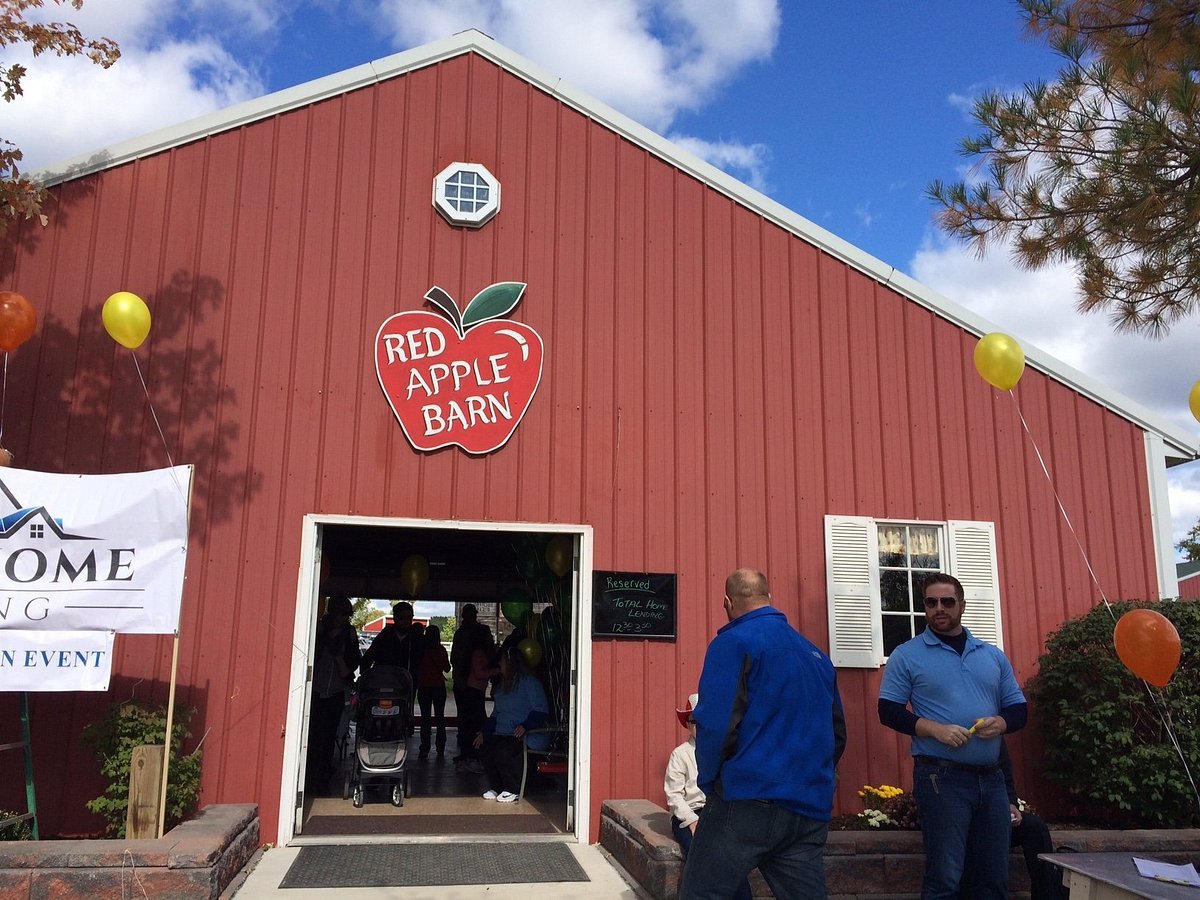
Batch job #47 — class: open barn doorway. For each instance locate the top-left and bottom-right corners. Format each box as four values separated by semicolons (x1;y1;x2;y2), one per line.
280;516;592;845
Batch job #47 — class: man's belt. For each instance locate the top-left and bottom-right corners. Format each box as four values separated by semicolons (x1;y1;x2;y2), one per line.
913;754;1000;775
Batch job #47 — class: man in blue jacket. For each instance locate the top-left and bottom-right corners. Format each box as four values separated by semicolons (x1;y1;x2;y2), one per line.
680;568;846;900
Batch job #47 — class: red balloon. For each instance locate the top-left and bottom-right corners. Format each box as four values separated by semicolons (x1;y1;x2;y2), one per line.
1113;608;1182;687
0;291;36;352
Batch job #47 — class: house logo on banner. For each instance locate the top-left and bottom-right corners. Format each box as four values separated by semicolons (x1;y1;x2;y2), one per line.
0;466;193;692
375;282;544;455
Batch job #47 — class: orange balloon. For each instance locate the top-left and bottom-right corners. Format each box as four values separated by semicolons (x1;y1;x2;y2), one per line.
0;291;37;352
1113;608;1182;687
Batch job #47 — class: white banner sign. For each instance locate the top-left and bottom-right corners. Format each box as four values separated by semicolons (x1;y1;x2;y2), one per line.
0;629;116;691
0;466;191;633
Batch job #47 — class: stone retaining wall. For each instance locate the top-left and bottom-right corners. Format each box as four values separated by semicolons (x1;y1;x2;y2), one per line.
600;799;1200;900
0;804;259;899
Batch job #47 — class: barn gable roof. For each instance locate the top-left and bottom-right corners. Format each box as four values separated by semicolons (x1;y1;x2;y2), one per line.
33;29;1199;461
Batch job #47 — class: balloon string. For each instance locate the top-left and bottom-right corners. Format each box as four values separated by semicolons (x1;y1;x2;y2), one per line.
1147;687;1200;818
1006;390;1199;819
1008;391;1113;618
131;351;175;470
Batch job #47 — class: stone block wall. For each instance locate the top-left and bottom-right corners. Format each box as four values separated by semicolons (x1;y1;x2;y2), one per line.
600;799;1200;900
0;804;258;899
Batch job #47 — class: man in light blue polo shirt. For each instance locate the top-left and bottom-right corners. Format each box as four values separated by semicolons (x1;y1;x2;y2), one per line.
878;573;1027;900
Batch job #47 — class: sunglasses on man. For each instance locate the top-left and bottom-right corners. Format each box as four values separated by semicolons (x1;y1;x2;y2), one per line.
922;596;959;609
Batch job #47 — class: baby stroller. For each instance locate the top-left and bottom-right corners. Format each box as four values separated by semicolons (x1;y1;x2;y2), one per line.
344;664;413;807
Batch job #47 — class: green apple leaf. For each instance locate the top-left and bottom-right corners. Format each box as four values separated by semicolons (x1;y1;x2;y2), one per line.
424;286;464;337
462;281;527;330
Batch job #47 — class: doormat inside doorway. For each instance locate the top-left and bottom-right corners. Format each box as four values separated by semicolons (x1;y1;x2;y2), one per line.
301;813;557;836
279;842;590;888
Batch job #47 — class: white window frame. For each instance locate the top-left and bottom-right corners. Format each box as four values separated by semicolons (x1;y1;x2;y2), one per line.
824;515;1003;668
432;161;500;227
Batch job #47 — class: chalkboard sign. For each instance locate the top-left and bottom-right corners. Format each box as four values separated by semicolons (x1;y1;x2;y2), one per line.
592;571;676;639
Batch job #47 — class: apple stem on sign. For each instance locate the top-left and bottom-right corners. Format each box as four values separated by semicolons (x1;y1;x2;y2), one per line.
424;286;465;338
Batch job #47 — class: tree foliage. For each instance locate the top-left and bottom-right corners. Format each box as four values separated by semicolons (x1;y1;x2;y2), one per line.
1179;518;1200;561
928;0;1200;336
1026;599;1200;827
0;0;119;232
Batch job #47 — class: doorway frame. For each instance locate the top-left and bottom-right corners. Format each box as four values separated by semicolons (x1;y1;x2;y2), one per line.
278;513;594;846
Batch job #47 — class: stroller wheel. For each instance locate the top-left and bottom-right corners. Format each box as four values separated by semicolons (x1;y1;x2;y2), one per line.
342;771;352;801
352;784;364;808
392;784;404;807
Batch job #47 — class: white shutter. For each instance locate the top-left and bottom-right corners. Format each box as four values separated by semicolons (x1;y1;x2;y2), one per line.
825;515;882;668
947;520;1002;649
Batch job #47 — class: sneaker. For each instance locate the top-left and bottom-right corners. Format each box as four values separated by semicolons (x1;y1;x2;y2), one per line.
482;790;498;801
496;791;519;803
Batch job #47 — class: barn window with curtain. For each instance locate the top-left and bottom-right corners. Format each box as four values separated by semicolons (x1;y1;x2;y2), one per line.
825;515;1003;668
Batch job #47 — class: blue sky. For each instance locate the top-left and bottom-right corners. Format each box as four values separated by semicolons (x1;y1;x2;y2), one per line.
6;0;1200;556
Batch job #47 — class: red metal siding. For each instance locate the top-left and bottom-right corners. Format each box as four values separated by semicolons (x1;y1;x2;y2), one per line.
1181;573;1200;599
0;51;1164;838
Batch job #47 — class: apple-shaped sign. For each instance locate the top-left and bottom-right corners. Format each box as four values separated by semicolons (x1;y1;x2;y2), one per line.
375;282;544;455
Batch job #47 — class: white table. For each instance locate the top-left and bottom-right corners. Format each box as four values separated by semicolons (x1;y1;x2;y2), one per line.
1039;852;1200;899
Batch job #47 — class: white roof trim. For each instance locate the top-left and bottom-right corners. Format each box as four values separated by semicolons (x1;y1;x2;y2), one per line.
31;29;1200;461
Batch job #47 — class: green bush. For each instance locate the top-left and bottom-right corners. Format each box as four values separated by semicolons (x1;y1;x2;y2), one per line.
0;810;33;841
1027;598;1200;827
80;701;202;837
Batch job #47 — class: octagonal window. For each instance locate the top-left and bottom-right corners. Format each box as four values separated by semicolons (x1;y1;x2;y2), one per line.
433;162;500;227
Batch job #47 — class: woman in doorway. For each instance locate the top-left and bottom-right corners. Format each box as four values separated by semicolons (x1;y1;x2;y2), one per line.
473;643;550;802
455;624;498;774
416;624;451;759
306;595;361;794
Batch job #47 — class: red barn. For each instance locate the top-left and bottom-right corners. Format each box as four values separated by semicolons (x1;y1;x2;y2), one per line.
1180;562;1200;600
1;31;1196;846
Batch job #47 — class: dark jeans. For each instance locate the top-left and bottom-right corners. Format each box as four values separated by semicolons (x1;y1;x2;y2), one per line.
672;814;752;900
479;734;525;793
958;810;1068;900
914;760;1010;900
680;789;829;900
456;686;486;759
417;685;446;754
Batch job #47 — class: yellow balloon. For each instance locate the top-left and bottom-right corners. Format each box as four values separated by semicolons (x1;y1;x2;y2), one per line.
545;535;571;578
518;637;542;668
1190;379;1200;425
102;291;151;349
973;332;1025;391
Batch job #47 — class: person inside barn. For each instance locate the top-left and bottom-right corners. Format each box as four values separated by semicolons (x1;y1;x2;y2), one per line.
878;572;1028;900
472;643;549;802
680;568;846;900
360;600;425;684
305;594;361;794
451;603;484;758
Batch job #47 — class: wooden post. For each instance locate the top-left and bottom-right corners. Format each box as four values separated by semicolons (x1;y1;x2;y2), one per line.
126;744;164;839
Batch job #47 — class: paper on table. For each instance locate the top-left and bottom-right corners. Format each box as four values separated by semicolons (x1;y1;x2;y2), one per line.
1133;857;1200;887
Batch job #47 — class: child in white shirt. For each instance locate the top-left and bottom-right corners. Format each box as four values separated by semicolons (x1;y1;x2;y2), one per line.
664;692;751;900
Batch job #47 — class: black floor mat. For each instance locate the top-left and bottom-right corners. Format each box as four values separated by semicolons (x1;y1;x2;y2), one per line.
279;842;590;887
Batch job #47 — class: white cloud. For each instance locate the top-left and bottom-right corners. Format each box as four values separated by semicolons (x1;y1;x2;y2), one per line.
910;234;1200;552
372;0;780;133
668;135;771;192
7;0;268;171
